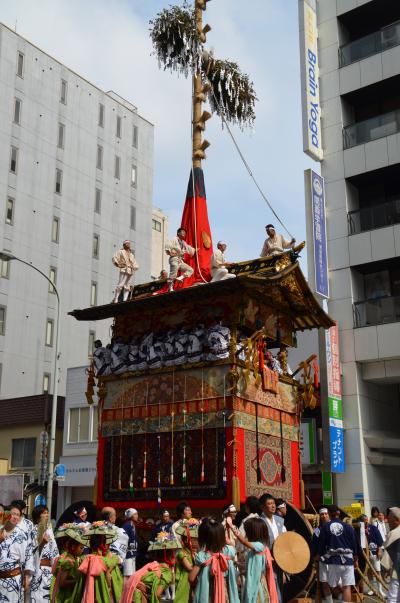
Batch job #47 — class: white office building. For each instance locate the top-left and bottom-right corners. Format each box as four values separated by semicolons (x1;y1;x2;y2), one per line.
151;207;169;279
300;0;400;510
0;23;154;399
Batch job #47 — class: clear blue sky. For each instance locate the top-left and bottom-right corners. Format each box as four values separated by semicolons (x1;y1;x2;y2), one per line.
1;0;317;263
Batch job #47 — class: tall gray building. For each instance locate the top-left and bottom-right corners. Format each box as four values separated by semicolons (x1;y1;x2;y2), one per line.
300;0;400;510
0;23;154;399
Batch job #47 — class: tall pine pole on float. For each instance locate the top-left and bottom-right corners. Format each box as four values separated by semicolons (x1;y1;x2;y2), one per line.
150;0;257;283
192;0;211;167
149;0;257;505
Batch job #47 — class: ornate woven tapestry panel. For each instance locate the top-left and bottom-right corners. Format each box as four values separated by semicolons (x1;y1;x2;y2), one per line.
244;431;293;501
236;372;297;413
103;366;231;410
102;428;227;501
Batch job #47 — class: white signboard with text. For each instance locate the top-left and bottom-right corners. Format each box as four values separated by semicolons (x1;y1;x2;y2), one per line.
299;0;323;161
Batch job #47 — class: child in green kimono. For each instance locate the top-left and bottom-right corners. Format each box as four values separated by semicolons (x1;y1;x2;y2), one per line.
50;526;86;603
77;521;123;603
120;533;181;603
175;519;200;603
189;519;239;603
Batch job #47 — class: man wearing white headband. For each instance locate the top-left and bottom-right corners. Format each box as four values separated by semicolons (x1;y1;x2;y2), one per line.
165;228;195;292
122;508;139;582
260;224;295;257
275;498;287;519
222;504;238;546
210;241;236;282
72;505;91;528
112;240;139;303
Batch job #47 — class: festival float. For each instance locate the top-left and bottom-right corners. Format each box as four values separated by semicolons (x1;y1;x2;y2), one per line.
70;3;334;596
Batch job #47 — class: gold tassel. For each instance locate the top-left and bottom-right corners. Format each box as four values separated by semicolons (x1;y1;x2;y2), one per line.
232;476;240;510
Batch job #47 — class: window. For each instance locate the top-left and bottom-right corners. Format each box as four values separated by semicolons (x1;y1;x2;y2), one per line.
51;217;60;243
11;438;36;468
130;206;136;230
55;168;62;194
49;267;57;293
92;234;100;258
10;146;18;174
0;258;10;279
98;103;105;127
6;198;14;225
88;330;96;356
68;407;91;443
90;282;97;306
16;51;24;78
132;124;138;148
114;155;120;179
45;319;54;346
60;79;67;104
13;98;22;124
116;115;122;138
95;188;101;214
57;123;65;149
96;144;103;170
152;218;162;232
131;164;137;187
0;306;6;335
43;373;51;393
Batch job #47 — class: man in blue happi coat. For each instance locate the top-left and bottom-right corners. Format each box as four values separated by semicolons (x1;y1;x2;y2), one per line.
317;504;358;603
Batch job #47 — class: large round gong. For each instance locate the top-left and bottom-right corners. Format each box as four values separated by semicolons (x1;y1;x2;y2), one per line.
273;531;310;574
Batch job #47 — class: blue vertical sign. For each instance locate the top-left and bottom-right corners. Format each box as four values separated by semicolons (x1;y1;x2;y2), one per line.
329;424;345;473
311;171;329;298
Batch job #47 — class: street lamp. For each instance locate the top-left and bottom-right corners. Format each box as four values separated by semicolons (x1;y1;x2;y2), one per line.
0;250;60;515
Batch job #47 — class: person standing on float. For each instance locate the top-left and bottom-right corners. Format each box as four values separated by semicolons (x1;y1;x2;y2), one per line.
112;240;139;302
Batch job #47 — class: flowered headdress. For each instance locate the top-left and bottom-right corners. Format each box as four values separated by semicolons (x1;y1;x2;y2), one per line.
85;521;117;544
54;523;88;545
148;531;181;551
175;517;200;538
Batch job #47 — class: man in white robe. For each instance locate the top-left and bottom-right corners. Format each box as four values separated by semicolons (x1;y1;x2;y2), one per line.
260;224;295;257
165;228;195;291
112;240;139;302
210;241;236;282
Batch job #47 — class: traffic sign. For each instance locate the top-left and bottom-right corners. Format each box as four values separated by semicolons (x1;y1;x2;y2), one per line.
54;464;66;481
34;494;46;507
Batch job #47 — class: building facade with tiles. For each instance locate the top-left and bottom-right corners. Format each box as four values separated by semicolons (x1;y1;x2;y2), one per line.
0;22;154;399
300;0;400;510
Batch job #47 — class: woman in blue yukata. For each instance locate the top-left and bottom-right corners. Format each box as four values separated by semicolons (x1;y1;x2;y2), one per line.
28;504;59;602
0;504;32;603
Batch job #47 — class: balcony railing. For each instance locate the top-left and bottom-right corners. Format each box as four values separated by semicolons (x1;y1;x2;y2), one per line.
343;110;400;149
354;294;400;328
348;198;400;234
339;20;400;68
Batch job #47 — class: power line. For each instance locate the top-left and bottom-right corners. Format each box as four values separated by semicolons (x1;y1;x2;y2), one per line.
209;86;295;241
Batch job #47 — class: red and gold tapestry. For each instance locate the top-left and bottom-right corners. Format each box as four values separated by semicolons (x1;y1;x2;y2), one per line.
243;431;298;503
